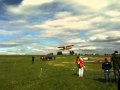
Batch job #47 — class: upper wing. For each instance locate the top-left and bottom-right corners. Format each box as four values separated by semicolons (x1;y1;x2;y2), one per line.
66;45;74;47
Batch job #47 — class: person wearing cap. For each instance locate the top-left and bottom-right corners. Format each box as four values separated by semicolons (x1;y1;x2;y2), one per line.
78;56;84;77
102;56;112;84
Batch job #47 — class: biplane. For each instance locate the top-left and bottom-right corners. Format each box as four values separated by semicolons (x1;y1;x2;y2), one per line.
58;45;74;50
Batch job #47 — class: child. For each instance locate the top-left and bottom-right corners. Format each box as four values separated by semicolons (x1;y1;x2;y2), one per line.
78;56;84;77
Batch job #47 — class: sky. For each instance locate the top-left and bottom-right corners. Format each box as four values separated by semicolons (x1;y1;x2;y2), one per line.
0;0;120;55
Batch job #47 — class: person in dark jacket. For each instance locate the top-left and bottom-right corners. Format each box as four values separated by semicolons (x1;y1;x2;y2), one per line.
102;57;112;84
111;51;120;82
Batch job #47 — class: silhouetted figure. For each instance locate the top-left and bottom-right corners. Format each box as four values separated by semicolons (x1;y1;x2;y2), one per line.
102;56;112;84
118;77;120;90
32;56;35;64
111;51;120;82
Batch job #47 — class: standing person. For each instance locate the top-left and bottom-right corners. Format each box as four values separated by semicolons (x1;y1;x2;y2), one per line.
32;56;35;64
102;57;112;84
111;51;120;82
78;56;84;77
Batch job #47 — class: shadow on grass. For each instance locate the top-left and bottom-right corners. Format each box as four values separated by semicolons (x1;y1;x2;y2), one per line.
72;73;78;76
94;78;115;83
94;78;105;83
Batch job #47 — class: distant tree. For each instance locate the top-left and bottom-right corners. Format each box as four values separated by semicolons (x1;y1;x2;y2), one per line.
75;53;77;55
69;51;71;55
57;51;62;55
69;51;74;55
48;53;53;55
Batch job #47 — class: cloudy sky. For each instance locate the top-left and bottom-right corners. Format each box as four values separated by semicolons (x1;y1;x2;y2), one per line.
0;0;120;55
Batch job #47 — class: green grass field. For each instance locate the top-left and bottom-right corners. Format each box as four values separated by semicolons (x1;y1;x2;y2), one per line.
0;55;117;90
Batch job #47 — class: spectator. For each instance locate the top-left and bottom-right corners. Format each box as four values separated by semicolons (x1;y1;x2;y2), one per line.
102;56;112;84
32;56;35;64
111;51;120;82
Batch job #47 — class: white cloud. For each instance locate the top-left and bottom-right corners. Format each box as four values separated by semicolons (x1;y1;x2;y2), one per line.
90;35;107;41
9;19;26;24
89;16;104;23
106;10;120;17
7;0;54;14
31;12;92;30
22;0;53;6
115;40;120;45
66;38;86;44
86;29;106;35
0;42;21;48
61;0;109;11
44;46;58;51
39;30;65;38
110;18;120;22
89;31;120;41
80;46;97;50
30;12;107;32
0;30;21;35
26;43;58;54
106;31;120;36
55;11;72;19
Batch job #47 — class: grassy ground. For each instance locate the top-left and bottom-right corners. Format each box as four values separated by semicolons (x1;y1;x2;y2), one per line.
0;55;117;90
